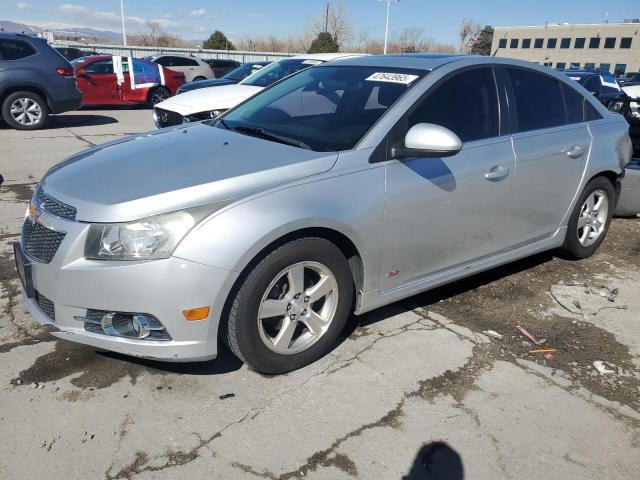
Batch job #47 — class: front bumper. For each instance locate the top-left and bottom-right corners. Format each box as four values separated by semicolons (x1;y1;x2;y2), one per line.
18;211;238;362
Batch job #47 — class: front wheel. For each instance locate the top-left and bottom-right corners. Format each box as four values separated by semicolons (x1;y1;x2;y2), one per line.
560;176;615;259
147;86;170;107
223;237;354;374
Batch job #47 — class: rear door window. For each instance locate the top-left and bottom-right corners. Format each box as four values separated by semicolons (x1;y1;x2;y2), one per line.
408;67;500;142
0;39;36;60
506;68;565;132
562;85;585;124
154;56;172;67
83;59;114;74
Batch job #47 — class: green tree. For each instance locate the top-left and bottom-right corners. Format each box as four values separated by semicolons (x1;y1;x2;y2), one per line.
203;30;235;50
307;31;339;53
470;25;494;56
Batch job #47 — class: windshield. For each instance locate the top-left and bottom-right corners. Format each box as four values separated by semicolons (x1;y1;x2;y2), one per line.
218;65;425;151
240;58;325;87
224;62;269;81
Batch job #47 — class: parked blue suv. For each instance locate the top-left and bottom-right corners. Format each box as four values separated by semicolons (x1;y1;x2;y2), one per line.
0;33;82;130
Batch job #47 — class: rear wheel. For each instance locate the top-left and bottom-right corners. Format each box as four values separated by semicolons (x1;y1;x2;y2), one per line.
561;176;615;259
224;237;354;374
192;76;206;82
2;91;48;130
147;86;170;107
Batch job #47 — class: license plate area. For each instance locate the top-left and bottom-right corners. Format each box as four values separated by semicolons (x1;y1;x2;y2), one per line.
13;243;35;299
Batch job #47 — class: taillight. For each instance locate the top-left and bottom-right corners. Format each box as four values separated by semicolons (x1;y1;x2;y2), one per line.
56;66;74;76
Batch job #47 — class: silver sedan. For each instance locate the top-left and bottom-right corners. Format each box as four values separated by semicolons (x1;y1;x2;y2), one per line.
15;54;632;374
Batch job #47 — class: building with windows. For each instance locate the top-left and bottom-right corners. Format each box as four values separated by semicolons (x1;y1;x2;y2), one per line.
491;22;640;75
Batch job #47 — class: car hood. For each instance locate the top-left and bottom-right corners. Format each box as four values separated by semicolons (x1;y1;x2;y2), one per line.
42;123;338;223
154;84;264;116
623;84;640;99
179;79;236;92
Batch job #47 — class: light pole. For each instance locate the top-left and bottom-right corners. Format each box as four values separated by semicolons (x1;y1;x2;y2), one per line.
120;0;127;46
379;0;398;54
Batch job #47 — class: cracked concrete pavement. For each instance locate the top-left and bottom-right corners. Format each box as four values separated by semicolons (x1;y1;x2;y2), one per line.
1;109;640;479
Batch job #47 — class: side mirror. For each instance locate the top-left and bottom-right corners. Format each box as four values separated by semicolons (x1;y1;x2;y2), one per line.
391;123;462;159
77;68;90;78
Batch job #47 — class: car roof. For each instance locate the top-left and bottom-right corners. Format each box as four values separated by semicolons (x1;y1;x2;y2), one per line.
0;32;44;42
289;52;364;61
315;53;464;70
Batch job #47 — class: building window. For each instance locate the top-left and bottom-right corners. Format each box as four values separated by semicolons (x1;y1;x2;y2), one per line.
599;63;611;72
556;62;566;70
522;38;531;49
620;37;632;49
574;38;585;49
498;38;507;48
604;37;616;49
560;38;571;49
547;38;557;48
570;62;580;70
614;64;627;76
534;38;544;48
543;62;552;67
510;38;519;48
589;37;601;48
584;63;595;70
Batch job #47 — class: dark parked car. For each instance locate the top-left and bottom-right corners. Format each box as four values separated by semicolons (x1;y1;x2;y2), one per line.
55;47;87;61
204;58;240;78
0;33;82;129
564;70;627;109
177;61;271;94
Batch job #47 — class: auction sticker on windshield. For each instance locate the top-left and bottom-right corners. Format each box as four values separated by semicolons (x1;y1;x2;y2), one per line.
302;59;323;65
366;72;419;84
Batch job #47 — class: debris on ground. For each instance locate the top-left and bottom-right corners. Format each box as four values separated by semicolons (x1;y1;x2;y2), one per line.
483;330;503;340
549;283;627;315
529;348;557;354
593;361;617;375
219;393;235;400
516;325;539;344
543;353;556;361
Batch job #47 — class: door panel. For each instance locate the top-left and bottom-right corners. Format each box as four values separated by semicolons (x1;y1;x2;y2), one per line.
503;125;590;247
381;137;515;291
78;59;120;104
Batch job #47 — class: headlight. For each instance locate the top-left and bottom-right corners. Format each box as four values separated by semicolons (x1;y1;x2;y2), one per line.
84;205;222;261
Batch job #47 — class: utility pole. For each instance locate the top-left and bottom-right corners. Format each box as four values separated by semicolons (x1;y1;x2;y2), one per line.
379;0;398;54
120;0;127;46
324;1;330;33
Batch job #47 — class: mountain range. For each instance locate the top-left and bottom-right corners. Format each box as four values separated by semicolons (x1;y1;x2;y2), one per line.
0;20;122;41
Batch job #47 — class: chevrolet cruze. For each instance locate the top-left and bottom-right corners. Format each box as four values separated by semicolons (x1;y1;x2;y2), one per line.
15;54;632;374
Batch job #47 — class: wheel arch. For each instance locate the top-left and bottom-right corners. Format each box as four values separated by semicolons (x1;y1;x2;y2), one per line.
0;84;50;110
588;170;623;204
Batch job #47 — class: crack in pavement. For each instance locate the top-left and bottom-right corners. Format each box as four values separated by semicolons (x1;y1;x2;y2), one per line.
67;129;96;147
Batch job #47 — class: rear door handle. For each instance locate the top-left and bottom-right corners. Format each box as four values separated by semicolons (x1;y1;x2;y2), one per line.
566;145;584;158
484;165;510;181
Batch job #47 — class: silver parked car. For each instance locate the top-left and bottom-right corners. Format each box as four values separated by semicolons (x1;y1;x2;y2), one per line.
15;55;632;374
147;54;214;83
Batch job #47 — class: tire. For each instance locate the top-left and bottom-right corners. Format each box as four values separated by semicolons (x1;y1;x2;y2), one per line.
224;237;354;374
560;176;615;259
147;86;171;107
1;91;48;130
192;76;206;82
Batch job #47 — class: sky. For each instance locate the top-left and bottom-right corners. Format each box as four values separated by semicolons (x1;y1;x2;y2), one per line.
5;0;640;44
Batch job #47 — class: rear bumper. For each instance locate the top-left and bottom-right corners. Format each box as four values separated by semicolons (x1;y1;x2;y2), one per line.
49;91;82;114
615;160;640;216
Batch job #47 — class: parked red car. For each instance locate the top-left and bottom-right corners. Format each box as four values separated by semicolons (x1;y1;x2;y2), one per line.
71;56;185;107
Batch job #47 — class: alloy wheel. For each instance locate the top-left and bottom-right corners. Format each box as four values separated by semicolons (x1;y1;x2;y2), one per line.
10;98;42;126
151;89;170;105
577;189;609;247
257;261;339;355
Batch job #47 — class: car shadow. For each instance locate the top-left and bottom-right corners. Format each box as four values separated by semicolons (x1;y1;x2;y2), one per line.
403;442;464;479
97;339;243;375
46;114;119;128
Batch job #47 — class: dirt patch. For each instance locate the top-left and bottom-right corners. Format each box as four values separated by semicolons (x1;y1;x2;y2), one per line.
0;182;35;203
410;219;640;413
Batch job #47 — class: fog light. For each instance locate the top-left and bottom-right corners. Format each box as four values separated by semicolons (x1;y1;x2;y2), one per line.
74;310;171;341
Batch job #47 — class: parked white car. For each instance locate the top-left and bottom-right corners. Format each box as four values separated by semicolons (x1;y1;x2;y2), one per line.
622;84;640;124
147;54;214;83
152;53;362;128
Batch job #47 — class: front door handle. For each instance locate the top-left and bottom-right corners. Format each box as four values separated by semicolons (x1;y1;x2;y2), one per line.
566;145;584;158
484;165;510;181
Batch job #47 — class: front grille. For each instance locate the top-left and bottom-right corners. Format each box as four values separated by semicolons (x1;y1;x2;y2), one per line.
22;220;65;263
35;187;77;220
35;290;55;321
155;108;184;128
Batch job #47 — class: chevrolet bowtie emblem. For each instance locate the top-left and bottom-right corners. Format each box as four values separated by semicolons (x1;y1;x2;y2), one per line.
27;200;40;224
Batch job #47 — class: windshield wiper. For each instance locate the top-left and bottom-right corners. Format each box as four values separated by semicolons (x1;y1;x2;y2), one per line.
233;124;311;150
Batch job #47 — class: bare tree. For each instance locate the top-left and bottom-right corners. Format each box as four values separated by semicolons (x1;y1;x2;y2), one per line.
308;0;354;48
138;20;179;48
459;19;481;53
395;27;424;53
